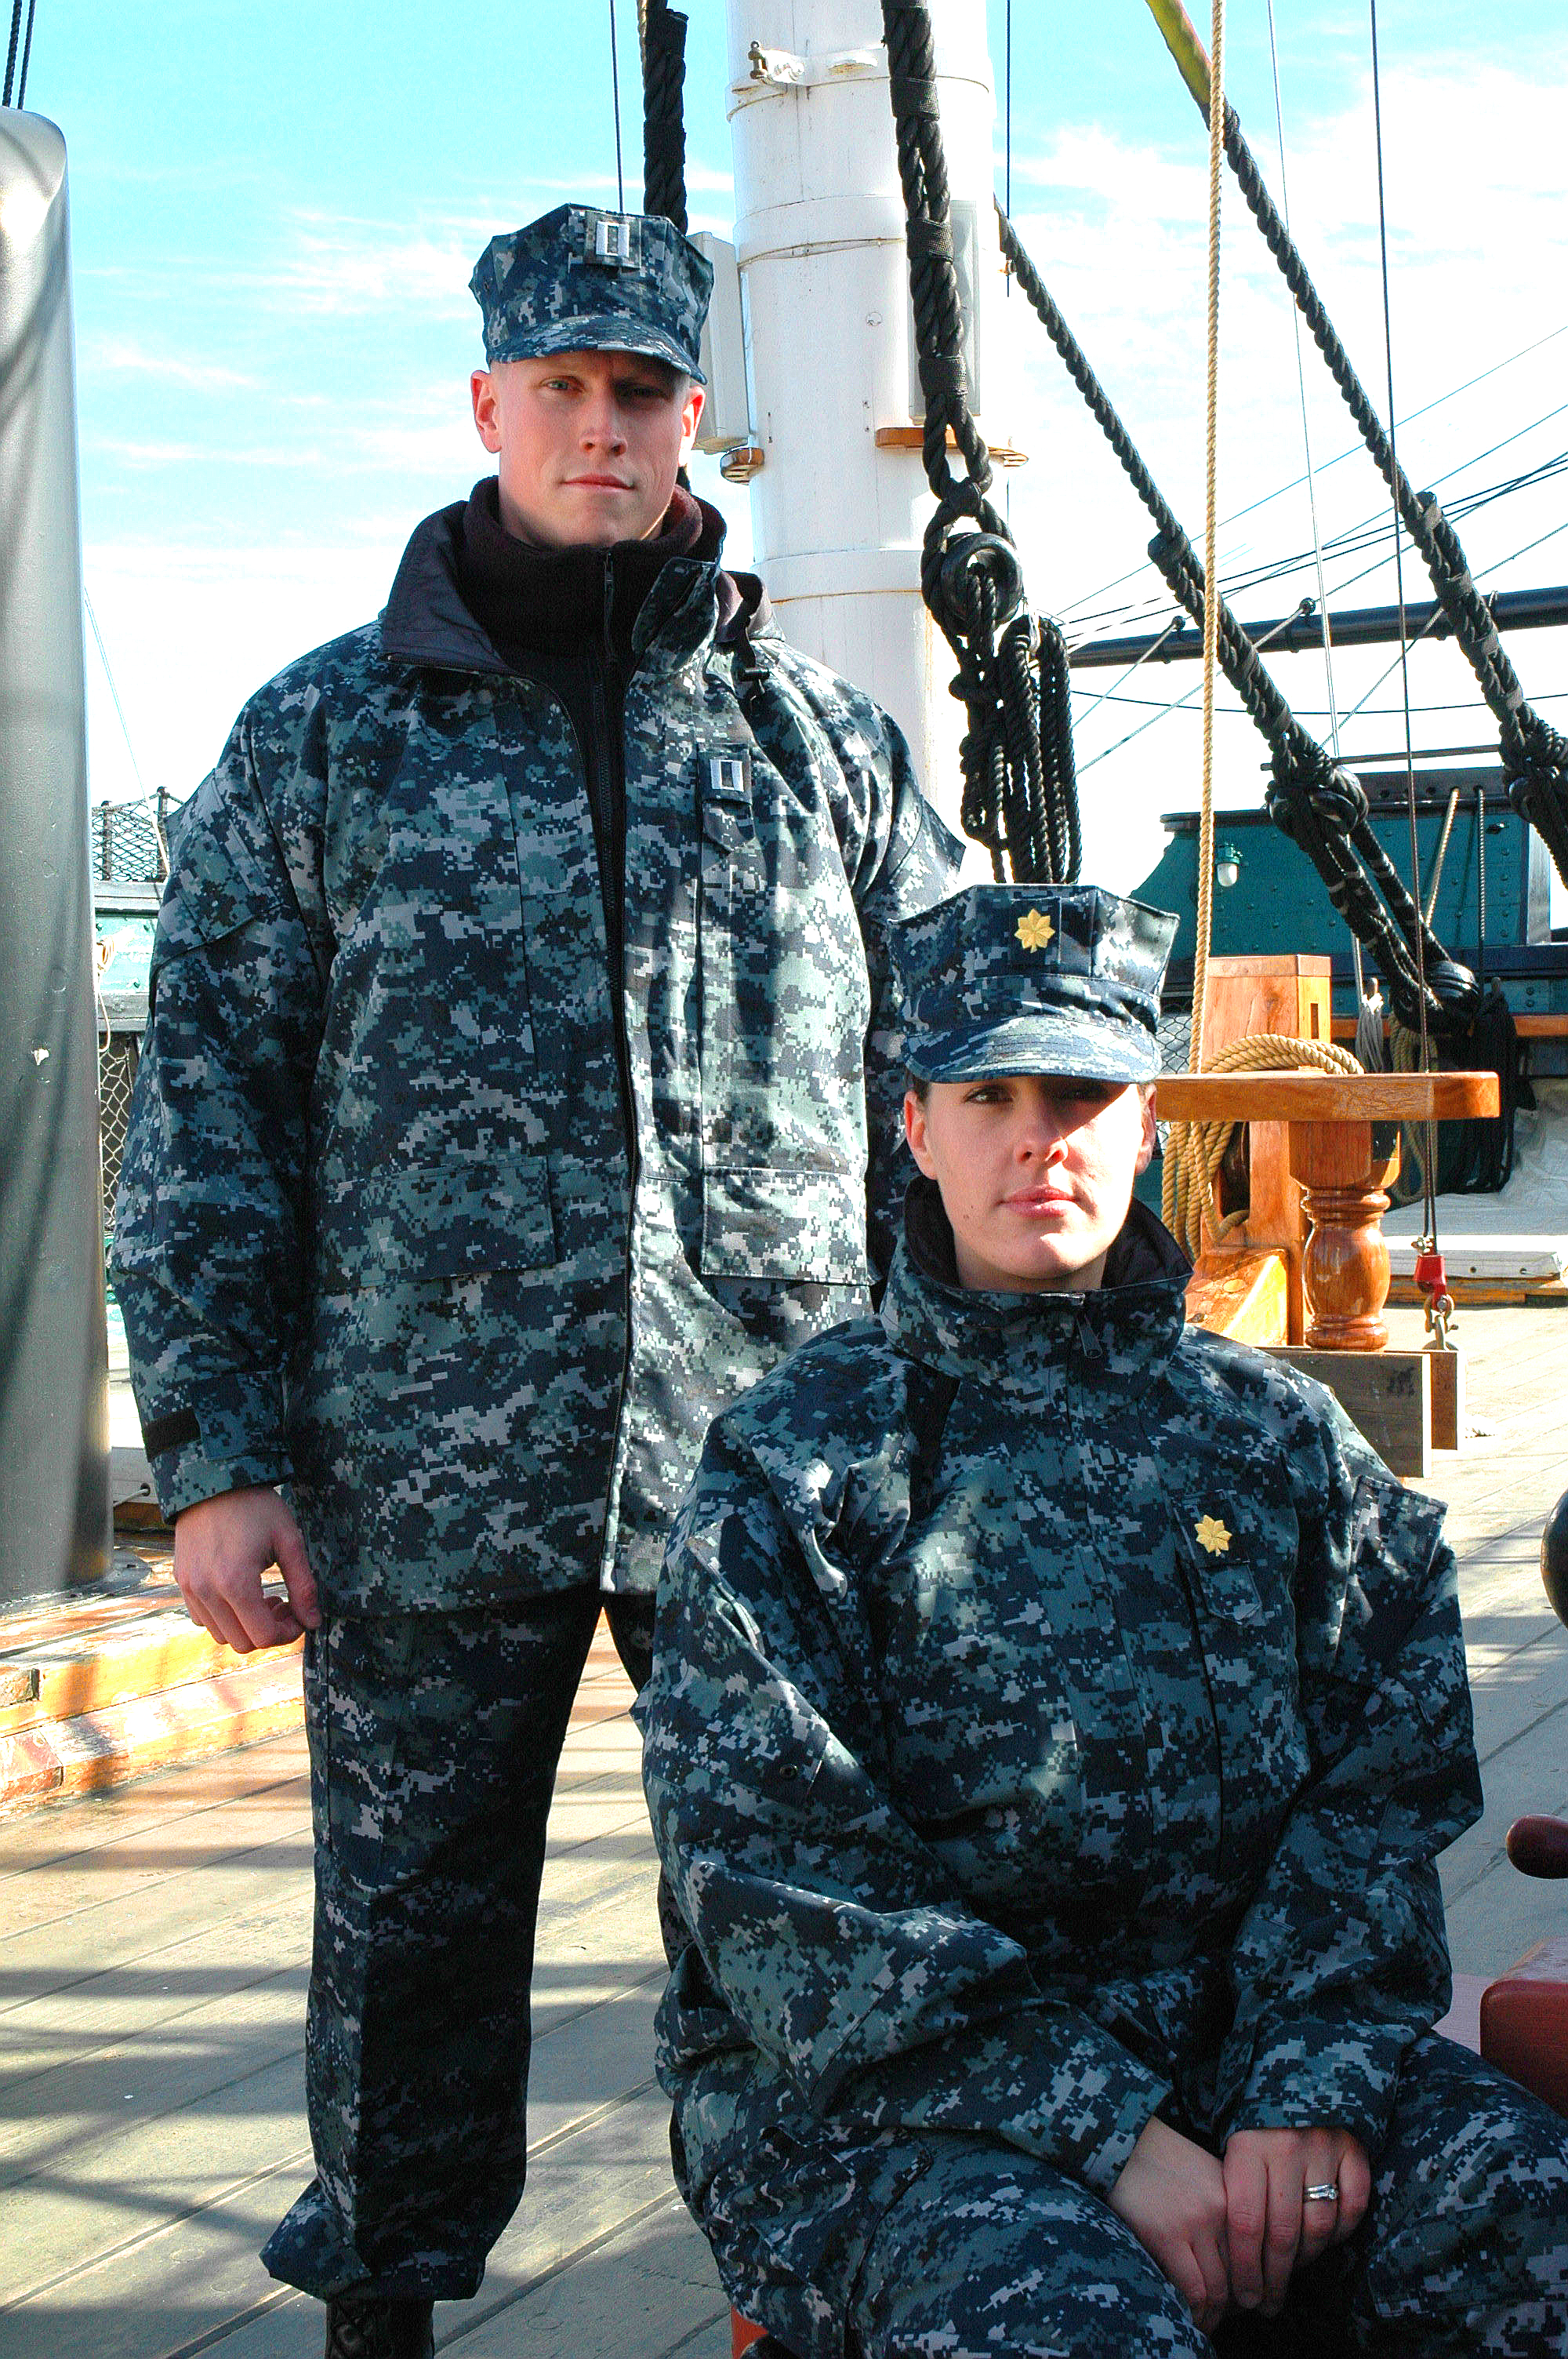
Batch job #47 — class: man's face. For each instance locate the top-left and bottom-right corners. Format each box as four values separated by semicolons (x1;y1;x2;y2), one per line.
905;1073;1157;1293
470;348;704;548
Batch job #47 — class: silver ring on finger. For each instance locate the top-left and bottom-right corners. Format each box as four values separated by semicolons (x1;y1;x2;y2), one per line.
1302;2183;1340;2205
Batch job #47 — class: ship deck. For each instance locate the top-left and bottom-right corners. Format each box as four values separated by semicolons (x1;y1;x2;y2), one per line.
2;1303;1566;2359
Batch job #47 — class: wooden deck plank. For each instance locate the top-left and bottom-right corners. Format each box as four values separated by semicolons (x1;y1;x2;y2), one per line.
0;1757;644;2011
0;1863;660;2212
0;1981;675;2351
0;1783;314;1957
448;2195;729;2359
0;1739;311;1881
1;2048;688;2358
1393;1304;1568;1981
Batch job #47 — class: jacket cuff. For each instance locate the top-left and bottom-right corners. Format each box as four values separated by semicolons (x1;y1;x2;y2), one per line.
140;1367;294;1517
1225;2015;1407;2160
1036;2036;1169;2194
828;2010;1169;2197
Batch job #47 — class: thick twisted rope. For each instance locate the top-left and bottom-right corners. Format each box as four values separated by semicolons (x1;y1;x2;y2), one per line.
1131;40;1568;881
1228;111;1568;885
641;0;688;231
1162;1033;1363;1261
1142;4;1568;883
880;0;1080;883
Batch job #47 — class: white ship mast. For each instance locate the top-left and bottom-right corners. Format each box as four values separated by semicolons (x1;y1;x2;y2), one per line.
712;0;1022;828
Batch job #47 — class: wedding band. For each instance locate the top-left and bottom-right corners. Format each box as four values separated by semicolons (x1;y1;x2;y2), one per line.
1303;2183;1340;2204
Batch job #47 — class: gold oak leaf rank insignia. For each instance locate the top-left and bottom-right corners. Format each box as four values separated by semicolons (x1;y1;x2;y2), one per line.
1195;1514;1232;1555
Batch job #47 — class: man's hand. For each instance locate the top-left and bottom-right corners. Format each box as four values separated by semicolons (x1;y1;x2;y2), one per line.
173;1486;321;1654
1223;2127;1371;2315
1108;2115;1231;2335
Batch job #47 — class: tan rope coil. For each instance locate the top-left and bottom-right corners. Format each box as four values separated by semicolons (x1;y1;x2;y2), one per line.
1161;1031;1363;1262
1388;1013;1436;1201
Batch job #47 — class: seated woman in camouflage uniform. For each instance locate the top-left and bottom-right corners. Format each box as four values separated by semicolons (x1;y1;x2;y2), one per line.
638;884;1568;2359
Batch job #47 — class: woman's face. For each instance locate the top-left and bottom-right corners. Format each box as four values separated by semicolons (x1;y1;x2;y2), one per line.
905;1074;1157;1293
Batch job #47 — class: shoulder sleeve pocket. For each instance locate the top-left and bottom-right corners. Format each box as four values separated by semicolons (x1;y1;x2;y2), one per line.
154;783;288;959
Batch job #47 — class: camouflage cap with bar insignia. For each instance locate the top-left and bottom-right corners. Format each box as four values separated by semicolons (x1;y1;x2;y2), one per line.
891;883;1179;1085
470;202;712;381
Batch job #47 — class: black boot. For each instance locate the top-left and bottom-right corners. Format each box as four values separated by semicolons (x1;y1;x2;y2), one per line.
324;2292;435;2359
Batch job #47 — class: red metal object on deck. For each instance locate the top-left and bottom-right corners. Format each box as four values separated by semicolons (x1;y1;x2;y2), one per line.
1413;1249;1447;1296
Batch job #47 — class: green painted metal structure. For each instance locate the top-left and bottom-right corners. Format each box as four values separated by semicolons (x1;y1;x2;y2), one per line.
1133;769;1564;1019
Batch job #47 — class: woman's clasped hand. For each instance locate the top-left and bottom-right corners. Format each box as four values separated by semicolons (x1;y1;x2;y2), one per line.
1108;2115;1372;2335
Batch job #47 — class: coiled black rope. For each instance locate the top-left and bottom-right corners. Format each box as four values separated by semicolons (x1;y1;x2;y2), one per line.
996;201;1475;1034
641;0;688;232
880;0;1080;884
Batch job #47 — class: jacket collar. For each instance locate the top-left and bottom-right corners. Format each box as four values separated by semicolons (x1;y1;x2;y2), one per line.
377;489;772;680
880;1176;1192;1395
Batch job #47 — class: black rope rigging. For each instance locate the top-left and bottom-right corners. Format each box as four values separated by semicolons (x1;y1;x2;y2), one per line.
2;0;26;107
1195;96;1568;888
996;203;1476;1034
880;0;1080;885
640;0;688;232
14;0;32;107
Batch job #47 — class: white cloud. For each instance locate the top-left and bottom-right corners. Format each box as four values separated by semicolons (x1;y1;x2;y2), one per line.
266;210;488;314
85;338;257;390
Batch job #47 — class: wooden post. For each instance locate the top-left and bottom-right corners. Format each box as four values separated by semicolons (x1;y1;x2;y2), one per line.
1156;1073;1498;1459
1289;1121;1402;1350
1200;953;1331;1057
1189;954;1330;1344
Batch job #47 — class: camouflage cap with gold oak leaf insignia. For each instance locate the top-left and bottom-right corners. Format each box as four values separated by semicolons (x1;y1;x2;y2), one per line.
891;884;1179;1085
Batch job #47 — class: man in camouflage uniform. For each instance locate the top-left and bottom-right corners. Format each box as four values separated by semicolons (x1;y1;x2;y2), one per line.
641;884;1568;2357
111;203;959;2358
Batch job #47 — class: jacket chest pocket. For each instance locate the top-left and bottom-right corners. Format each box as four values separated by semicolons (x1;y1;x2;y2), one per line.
315;1146;557;1287
327;918;545;1153
696;747;871;1286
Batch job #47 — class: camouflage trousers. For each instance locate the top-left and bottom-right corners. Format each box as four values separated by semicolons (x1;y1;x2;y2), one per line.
727;2037;1568;2358
260;1590;654;2302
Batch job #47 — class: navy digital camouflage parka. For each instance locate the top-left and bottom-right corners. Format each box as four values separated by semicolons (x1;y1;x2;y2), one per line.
111;507;960;1612
641;1183;1483;2345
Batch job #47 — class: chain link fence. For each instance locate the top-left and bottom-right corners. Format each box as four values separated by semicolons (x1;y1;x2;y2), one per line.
93;793;174;1239
92;792;171;885
98;1038;139;1234
1157;1008;1193;1073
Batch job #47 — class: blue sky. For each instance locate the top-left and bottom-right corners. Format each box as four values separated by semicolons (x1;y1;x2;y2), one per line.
24;0;1568;899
